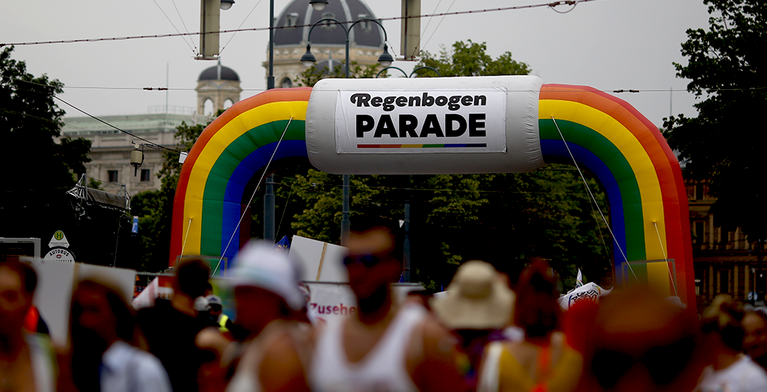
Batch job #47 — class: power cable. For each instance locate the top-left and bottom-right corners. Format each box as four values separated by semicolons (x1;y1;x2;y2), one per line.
152;0;198;55
1;0;603;47
54;95;182;152
220;0;264;55
421;0;457;52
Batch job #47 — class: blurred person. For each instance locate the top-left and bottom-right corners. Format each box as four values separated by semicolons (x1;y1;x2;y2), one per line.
743;310;767;370
67;278;171;392
309;221;466;392
136;257;220;392
0;260;55;392
696;295;767;392
478;258;582;392
431;260;514;390
24;304;50;336
584;287;704;392
206;295;235;333
224;241;311;392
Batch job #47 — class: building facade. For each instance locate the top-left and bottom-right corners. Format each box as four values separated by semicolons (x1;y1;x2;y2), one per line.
268;0;386;87
62;64;241;196
688;180;767;309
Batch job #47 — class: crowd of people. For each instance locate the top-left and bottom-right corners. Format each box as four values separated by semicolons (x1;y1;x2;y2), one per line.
3;220;767;392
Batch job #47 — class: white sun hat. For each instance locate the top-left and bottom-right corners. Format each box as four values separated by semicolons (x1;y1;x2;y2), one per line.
430;260;514;329
229;240;305;311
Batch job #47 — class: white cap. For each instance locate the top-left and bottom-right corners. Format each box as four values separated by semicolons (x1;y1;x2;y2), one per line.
229;240;304;311
193;296;209;311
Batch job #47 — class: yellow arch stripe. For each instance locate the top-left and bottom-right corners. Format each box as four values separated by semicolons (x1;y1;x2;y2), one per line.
539;99;666;260
182;100;308;255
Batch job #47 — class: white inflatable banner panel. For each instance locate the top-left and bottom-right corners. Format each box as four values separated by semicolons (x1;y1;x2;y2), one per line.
306;75;544;174
334;89;507;154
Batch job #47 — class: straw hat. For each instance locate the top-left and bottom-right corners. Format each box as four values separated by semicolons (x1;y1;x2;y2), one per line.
430;260;514;329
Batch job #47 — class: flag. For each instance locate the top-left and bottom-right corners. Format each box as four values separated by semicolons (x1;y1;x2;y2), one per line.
576;269;584;288
274;236;290;251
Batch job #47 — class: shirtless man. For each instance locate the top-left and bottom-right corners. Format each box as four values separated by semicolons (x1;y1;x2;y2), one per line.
0;260;55;392
309;222;466;392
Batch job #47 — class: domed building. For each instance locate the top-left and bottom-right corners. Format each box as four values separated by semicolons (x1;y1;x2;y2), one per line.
196;60;242;115
269;0;386;87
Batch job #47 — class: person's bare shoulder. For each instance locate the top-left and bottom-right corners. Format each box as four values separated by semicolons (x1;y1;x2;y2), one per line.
259;332;310;392
411;313;467;392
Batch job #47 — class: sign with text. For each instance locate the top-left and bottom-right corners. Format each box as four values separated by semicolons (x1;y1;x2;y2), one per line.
335;89;507;154
48;230;70;248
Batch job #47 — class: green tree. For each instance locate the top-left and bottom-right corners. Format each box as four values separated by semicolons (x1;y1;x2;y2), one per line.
294;60;381;87
416;40;531;77
0;46;92;191
663;0;767;239
0;45;94;247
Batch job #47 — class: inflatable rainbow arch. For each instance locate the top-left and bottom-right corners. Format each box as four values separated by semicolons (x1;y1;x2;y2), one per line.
169;83;694;308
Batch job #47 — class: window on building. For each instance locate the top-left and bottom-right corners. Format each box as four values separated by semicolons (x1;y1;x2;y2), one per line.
108;170;119;183
141;169;151;182
285;12;299;28
719;269;730;294
204;99;215;116
280;77;293;88
321;12;336;29
357;14;371;31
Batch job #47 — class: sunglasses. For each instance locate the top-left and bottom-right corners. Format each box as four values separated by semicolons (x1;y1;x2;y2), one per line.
342;254;381;267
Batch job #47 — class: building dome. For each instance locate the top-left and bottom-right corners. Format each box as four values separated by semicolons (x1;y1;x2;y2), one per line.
273;0;384;49
198;63;240;82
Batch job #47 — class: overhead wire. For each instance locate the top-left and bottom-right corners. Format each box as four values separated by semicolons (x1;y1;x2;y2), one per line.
152;0;198;55
54;95;182;152
220;0;264;55
1;0;603;47
421;0;457;52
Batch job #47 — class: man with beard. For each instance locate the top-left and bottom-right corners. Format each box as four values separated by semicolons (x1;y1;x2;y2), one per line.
68;278;171;392
0;260;55;392
309;221;466;392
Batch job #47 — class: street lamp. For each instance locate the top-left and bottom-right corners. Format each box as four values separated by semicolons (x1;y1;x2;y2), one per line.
220;0;235;10
300;13;392;246
375;65;441;78
309;0;328;11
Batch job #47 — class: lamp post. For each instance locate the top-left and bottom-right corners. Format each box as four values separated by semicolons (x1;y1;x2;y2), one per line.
300;11;393;246
263;0;277;243
375;65;441;78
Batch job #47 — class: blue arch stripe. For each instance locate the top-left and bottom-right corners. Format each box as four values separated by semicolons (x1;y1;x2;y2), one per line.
540;139;627;275
220;140;308;262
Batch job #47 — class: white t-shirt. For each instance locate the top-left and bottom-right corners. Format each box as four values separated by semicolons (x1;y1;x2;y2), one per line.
696;355;767;392
100;341;172;392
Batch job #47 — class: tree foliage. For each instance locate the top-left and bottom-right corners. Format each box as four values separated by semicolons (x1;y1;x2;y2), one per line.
416;40;531;77
663;0;767;239
294;60;382;87
0;46;91;192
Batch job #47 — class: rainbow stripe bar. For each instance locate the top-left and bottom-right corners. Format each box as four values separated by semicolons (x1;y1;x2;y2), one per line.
539;84;692;304
169;88;312;265
357;143;487;148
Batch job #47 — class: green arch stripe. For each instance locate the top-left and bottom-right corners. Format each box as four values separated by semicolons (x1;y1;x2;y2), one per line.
539;118;645;261
200;119;306;257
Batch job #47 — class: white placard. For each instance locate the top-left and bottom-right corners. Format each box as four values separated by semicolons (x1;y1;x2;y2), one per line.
335;89;507;154
289;236;348;282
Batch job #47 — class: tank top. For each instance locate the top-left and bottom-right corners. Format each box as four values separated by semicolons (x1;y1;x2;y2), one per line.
310;305;426;392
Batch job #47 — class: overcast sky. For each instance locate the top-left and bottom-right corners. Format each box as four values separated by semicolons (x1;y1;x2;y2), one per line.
2;0;711;128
